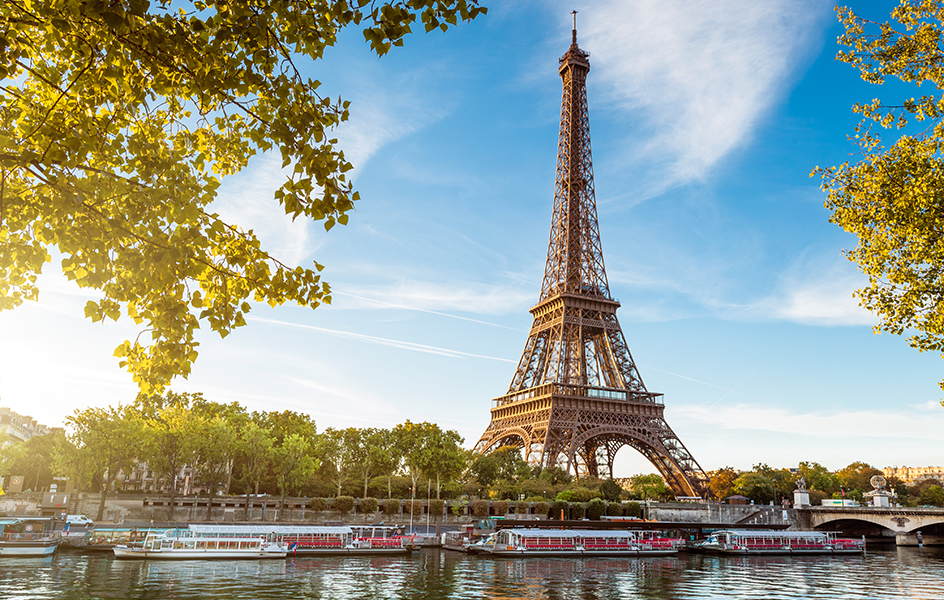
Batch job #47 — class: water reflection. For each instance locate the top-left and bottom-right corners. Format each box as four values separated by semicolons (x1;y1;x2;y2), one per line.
1;548;943;599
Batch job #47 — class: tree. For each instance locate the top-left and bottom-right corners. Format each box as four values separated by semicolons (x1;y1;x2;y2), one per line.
273;433;318;519
316;427;356;497
348;427;392;499
816;2;944;396
798;461;840;496
0;431;64;492
708;467;739;502
66;405;147;520
600;478;623;502
190;416;239;519
733;472;776;505
629;474;670;500
0;1;486;394
837;461;883;497
137;393;201;516
236;421;274;513
412;425;466;499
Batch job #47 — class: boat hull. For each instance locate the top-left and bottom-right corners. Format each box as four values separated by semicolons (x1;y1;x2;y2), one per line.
287;547;412;556
0;540;60;557
702;547;863;555
484;547;678;557
113;547;287;560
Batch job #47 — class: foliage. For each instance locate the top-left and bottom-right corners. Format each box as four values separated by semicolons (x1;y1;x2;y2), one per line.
317;427;356;497
0;0;486;393
815;2;944;394
837;462;883;496
733;472;776;505
600;478;622;502
570;503;586;520
917;481;944;506
361;497;378;513
0;429;64;492
708;467;740;501
273;433;318;519
383;498;400;516
492;500;508;515
587;497;606;520
533;501;550;517
798;461;840;495
334;495;355;513
450;499;468;516
551;500;569;520
470;499;489;518
555;490;574;502
570;487;600;502
310;497;328;512
624;501;642;518
605;502;623;516
429;499;444;516
628;474;671;500
408;499;423;516
237;421;274;498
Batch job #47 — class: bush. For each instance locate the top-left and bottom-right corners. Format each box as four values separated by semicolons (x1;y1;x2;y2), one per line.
523;496;545;502
556;490;575;502
451;499;468;516
310;497;328;511
605;502;623;516
570;487;600;502
409;500;423;516
492;500;509;516
533;501;550;517
334;496;355;513
361;497;378;514
551;500;569;520
587;498;606;520
513;501;529;515
571;503;586;520
429;499;445;517
624;501;642;518
383;498;400;516
600;479;623;502
470;500;489;518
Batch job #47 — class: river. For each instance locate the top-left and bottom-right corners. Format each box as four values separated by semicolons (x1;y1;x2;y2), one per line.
2;547;942;599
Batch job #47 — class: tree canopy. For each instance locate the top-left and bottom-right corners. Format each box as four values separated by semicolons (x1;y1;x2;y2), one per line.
0;0;485;393
816;2;944;397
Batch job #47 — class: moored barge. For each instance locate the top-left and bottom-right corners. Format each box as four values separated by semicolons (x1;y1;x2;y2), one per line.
698;529;865;555
481;528;682;557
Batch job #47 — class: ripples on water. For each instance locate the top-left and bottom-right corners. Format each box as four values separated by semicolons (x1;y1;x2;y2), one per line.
2;547;942;600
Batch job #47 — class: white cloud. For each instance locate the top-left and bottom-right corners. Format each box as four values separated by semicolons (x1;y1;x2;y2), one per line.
336;278;533;317
562;0;829;195
677;402;944;440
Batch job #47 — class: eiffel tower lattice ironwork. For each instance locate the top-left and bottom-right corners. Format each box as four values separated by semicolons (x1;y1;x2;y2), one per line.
473;19;709;498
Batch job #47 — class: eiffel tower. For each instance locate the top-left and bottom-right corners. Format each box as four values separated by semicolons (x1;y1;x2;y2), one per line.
473;17;709;498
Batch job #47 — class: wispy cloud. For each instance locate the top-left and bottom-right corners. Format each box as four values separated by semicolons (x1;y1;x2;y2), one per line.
562;0;829;196
676;402;944;440
247;315;516;363
335;278;533;317
333;290;523;330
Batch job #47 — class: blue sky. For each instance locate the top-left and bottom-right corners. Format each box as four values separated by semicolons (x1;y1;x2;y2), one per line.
1;0;942;475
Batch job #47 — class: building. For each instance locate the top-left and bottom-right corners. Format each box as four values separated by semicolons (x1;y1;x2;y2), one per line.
0;406;56;444
883;466;944;485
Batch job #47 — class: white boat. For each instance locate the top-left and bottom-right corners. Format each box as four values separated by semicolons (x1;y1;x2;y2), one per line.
190;524;413;556
0;518;60;557
481;528;682;557
698;529;865;554
113;528;287;560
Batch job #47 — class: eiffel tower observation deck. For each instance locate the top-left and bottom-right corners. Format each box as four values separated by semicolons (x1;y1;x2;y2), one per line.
474;16;709;498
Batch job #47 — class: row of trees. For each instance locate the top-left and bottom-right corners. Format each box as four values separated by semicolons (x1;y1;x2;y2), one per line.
708;461;944;507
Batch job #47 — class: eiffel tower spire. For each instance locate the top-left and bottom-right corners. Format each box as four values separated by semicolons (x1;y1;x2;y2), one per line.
474;22;709;497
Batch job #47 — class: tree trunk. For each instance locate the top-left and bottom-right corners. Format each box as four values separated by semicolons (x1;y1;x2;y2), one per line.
363;476;369;499
436;472;441;500
96;473;111;521
387;476;392;499
167;467;178;522
245;485;251;521
279;491;286;522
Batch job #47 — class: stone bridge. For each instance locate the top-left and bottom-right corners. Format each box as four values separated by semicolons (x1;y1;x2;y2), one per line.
801;506;944;545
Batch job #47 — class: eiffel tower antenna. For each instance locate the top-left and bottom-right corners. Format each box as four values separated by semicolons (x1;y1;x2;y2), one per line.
474;21;709;497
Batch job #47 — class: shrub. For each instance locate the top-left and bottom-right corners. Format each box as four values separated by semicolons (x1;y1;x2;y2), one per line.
383;498;400;516
492;500;509;516
624;501;642;518
556;490;575;502
470;500;489;518
570;487;599;502
361;497;378;514
408;500;423;516
451;499;468;516
523;496;545;502
605;502;623;516
429;499;445;517
571;503;586;520
551;500;569;520
513;501;529;515
587;498;606;520
310;497;328;511
334;496;355;513
600;478;623;502
533;501;550;517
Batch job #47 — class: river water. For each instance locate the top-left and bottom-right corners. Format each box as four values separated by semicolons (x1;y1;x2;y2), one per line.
2;547;943;599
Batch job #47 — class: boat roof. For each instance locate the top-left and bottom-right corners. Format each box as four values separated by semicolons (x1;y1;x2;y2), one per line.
0;519;21;526
714;529;828;537
188;524;353;535
503;528;635;538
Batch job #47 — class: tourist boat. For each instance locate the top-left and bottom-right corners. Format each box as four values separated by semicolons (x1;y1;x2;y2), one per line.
480;528;682;557
189;524;414;556
113;528;287;560
82;527;155;551
0;518;60;557
697;529;865;554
